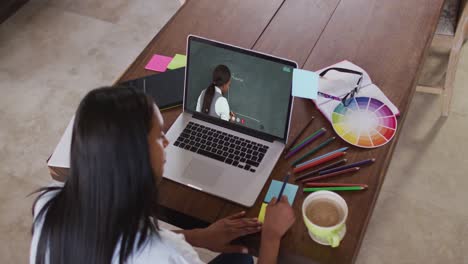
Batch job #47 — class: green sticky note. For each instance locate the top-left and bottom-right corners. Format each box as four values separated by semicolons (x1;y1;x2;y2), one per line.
264;180;299;205
167;54;187;70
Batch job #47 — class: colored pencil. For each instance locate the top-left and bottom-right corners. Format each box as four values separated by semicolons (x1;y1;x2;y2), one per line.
291;137;336;165
276;174;290;204
295;147;348;168
303;186;366;192
293;152;346;173
304;183;368;188
283;116;315;154
301;167;360;183
318;158;375;175
289;128;325;152
285;128;326;159
294;159;347;182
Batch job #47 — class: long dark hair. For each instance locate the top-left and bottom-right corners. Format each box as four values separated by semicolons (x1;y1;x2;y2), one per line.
202;64;231;114
32;86;159;264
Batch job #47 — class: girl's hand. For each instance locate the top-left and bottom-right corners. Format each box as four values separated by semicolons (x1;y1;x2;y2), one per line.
197;211;261;253
230;111;236;119
262;196;296;241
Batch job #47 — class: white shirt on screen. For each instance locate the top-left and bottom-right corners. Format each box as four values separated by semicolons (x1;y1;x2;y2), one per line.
196;86;230;121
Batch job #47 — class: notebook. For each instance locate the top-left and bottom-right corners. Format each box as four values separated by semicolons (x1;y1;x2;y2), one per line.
119;67;185;110
47;68;185;168
313;60;399;123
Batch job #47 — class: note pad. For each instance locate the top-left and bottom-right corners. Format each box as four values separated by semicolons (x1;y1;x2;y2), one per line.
292;68;318;100
167;54;187;70
264;180;299;205
258;180;299;223
145;54;173;72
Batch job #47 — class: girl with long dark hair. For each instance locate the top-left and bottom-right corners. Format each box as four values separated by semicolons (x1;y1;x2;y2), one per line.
196;65;236;121
31;86;295;264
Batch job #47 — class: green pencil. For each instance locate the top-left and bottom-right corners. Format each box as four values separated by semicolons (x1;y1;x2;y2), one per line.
290;128;325;152
303;186;366;192
291;137;336;166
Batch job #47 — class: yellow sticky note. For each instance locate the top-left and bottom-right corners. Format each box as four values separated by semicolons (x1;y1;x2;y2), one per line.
167;54;187;70
258;202;268;223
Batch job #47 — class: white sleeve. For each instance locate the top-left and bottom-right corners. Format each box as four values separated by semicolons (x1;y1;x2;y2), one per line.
33;182;64;218
126;229;204;264
215;97;230;121
195;92;203;112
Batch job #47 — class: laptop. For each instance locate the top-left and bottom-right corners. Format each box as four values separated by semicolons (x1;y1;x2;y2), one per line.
164;35;297;207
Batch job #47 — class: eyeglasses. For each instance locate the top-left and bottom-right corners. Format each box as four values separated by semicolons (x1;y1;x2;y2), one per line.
318;67;364;107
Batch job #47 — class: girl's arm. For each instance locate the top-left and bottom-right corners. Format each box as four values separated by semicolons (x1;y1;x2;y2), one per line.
173;211;261;253
258;196;296;264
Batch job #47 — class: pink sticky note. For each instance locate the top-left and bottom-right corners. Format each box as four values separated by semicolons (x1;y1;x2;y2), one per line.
145;54;173;72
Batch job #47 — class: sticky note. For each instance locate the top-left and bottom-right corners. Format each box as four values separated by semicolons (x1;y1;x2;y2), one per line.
292;68;319;100
167;54;187;70
145;54;173;72
258;202;268;223
264;180;299;205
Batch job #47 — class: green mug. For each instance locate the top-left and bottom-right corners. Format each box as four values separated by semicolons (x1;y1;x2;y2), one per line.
302;191;348;247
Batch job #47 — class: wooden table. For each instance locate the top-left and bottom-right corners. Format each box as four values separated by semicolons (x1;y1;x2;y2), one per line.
49;0;444;263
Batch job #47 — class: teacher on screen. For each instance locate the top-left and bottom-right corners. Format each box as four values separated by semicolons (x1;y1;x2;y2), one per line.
196;64;236;122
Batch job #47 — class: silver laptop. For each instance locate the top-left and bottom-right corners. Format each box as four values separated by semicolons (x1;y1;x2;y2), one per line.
163;35;297;207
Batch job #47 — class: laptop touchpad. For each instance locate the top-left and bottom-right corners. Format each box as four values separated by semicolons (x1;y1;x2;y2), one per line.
183;158;222;187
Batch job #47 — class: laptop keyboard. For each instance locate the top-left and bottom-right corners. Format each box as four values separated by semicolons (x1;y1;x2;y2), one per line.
173;122;268;173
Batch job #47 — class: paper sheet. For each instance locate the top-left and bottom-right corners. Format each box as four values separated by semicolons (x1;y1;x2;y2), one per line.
313;60;399;123
47;116;73;168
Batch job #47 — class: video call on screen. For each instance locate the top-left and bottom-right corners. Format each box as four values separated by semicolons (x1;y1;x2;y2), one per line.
186;40;293;139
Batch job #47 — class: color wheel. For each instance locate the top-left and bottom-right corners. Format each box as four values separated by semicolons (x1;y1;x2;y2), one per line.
332;97;397;148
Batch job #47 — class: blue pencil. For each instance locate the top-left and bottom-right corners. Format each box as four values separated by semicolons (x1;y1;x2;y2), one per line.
276;174;290;204
295;147;349;168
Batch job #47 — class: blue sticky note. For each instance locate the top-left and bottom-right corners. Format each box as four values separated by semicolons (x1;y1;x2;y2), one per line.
264;180;299;205
292;68;319;100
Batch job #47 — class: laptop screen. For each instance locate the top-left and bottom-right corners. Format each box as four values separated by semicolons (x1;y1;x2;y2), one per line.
184;36;296;141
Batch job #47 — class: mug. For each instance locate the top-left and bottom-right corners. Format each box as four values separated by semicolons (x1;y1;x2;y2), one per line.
302;191;348;247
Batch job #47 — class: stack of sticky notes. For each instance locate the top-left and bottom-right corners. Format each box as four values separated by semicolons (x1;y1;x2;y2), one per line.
145;53;187;72
258;180;299;223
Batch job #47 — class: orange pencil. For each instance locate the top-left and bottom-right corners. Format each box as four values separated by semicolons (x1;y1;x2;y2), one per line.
293;152;346;173
304;182;368;188
301;167;360;183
